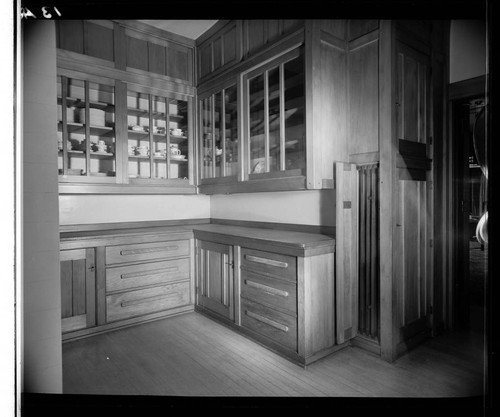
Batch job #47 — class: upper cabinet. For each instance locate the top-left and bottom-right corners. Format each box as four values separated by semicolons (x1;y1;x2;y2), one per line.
56;20;196;194
196;20;347;194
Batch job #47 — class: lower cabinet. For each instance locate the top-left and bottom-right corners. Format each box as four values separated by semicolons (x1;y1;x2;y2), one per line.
60;248;96;333
60;229;194;340
195;240;234;321
194;226;342;366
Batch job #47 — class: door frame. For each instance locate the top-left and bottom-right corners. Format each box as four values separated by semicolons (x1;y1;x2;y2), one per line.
448;75;486;330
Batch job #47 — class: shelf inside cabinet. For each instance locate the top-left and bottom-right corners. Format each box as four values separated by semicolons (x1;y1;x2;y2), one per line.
59;97;115;112
59;122;115;137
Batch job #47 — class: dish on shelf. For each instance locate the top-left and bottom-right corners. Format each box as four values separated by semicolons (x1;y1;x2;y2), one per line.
170;155;186;161
90;150;113;155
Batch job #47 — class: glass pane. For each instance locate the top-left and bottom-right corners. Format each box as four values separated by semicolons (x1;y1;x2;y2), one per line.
65;78;86;175
88;81;116;177
127;91;151;179
224;85;238;176
168;98;189;179
151;95;167;179
214;92;223;177
201;97;213;179
249;73;266;174
268;66;280;172
284;53;305;172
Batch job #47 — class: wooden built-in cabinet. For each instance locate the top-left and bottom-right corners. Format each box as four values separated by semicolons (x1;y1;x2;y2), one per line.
60;248;96;333
193;224;348;366
59;225;195;341
196;240;234;321
196;20;347;194
56;20;196;194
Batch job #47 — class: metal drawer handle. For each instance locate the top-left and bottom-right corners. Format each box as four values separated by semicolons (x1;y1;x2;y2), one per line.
120;245;179;256
120;292;177;308
245;255;288;268
245;280;289;298
121;266;179;280
246;309;289;332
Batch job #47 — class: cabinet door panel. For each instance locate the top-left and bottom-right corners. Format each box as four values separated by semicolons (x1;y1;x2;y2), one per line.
60;248;96;333
197;240;234;320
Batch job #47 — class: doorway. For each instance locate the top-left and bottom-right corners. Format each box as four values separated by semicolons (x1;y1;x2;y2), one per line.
452;92;488;333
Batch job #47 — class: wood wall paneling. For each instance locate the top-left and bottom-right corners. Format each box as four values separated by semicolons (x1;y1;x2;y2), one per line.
348;37;379;157
223;25;237;65
335;162;359;344
148;42;166;76
213;37;222;70
58;20;84;54
246;20;265;56
348;20;379;41
86;22;114;61
126;36;149;71
166;45;190;82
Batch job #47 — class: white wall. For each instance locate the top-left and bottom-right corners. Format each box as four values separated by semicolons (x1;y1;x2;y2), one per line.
59;194;210;225
449;20;487;83
22;21;62;393
210;190;336;226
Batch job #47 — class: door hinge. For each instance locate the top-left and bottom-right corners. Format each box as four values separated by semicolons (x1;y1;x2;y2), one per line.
88;264;95;272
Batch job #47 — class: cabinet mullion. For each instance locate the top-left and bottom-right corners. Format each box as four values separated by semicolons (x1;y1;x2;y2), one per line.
61;76;69;175
166;96;171;179
264;70;270;172
211;95;216;178
148;94;154;178
221;88;226;177
84;80;91;176
279;62;286;171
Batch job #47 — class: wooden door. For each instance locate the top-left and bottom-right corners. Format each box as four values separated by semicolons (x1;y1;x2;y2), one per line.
196;240;234;321
60;248;96;333
393;42;433;352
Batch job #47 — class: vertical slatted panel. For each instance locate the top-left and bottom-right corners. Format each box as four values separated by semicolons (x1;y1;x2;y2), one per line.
358;164;380;340
72;258;87;315
61;260;73;318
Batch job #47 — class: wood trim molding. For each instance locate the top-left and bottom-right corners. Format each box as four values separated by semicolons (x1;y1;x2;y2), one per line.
448;75;487;101
60;218;211;233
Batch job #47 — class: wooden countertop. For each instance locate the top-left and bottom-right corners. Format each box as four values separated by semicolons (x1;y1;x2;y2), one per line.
192;224;335;257
60;222;335;256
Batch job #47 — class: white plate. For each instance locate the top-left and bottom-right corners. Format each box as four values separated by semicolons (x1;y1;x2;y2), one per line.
170;155;186;161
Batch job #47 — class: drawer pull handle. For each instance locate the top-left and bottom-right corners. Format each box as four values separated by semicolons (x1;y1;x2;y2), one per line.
120;245;179;256
121;293;176;308
245;280;289;298
121;266;179;280
245;255;288;269
245;310;289;332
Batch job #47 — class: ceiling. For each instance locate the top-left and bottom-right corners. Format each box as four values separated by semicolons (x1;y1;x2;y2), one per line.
137;20;218;40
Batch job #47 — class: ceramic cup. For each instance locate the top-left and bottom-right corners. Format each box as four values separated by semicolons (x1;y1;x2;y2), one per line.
169;144;181;156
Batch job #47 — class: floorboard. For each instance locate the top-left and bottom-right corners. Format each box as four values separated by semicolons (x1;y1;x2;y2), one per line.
61;311;487;400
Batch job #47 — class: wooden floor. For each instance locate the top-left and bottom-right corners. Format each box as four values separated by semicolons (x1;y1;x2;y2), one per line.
60;310;487;404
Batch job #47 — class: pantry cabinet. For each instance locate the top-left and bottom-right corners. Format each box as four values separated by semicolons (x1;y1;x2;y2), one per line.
59;224;195;341
196;20;347;194
193;224;345;366
195;240;234;321
60;248;96;333
56;20;196;194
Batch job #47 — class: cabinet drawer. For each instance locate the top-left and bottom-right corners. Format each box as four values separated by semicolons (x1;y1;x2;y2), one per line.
106;281;190;322
241;270;297;315
106;258;190;292
106;240;190;265
241;298;297;351
241;248;296;282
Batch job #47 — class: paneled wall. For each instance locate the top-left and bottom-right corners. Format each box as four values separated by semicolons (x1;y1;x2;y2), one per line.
22;20;62;393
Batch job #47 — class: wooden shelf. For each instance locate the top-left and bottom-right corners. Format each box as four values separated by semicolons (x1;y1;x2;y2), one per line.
59;96;115;111
59;122;115;136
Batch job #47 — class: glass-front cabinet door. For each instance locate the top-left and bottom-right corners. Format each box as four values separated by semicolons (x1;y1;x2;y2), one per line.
199;83;239;182
57;75;117;182
127;88;191;183
244;48;305;179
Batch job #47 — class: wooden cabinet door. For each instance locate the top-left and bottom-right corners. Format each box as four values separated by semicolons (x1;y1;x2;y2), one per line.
393;42;433;349
60;248;96;333
196;240;234;321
